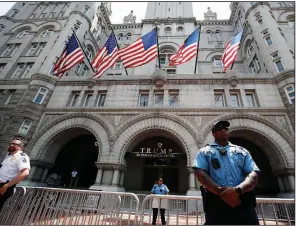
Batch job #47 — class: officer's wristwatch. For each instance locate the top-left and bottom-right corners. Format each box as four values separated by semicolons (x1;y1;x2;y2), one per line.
235;186;243;195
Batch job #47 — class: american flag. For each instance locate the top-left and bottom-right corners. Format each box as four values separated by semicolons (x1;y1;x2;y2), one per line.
91;33;119;79
169;28;200;66
118;29;157;68
222;31;243;72
53;33;84;77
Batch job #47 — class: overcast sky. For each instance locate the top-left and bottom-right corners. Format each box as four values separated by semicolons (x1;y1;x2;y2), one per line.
0;2;231;23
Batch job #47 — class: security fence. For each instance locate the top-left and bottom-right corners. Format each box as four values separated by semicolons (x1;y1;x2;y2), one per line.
140;194;295;225
0;187;295;225
0;187;139;225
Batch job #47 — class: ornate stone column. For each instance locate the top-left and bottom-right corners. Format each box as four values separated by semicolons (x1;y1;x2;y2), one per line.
187;168;196;190
119;171;125;187
95;168;103;185
112;169;120;186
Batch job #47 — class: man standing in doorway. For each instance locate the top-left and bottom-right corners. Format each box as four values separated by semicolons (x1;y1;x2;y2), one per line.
0;138;30;212
193;120;260;225
70;169;78;188
151;177;169;225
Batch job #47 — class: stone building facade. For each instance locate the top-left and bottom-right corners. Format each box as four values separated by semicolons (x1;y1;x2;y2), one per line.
0;2;295;197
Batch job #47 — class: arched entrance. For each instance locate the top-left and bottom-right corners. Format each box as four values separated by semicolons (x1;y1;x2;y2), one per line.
49;134;98;188
229;136;279;196
123;131;188;194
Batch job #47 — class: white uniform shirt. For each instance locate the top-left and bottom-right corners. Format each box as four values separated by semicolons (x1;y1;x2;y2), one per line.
0;151;31;183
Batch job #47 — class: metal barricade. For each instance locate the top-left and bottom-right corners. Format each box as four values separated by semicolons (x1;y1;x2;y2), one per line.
1;187;139;225
0;186;28;225
140;195;295;225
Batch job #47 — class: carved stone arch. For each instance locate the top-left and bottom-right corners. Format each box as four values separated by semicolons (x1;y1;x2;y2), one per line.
37;21;62;32
205;51;224;61
28;116;111;164
201;114;294;171
159;41;179;51
278;10;295;21
9;24;36;34
27;113;115;152
241;36;253;56
201;27;214;32
107;117;200;166
115;113;201;144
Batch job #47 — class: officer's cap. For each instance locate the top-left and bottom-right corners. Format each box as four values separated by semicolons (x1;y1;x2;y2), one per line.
212;120;230;132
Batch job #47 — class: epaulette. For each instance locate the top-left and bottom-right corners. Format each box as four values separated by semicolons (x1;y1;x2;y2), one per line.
233;146;247;156
20;152;28;156
199;145;212;154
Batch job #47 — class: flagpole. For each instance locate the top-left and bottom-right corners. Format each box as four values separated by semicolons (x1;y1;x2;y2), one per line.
110;26;128;75
71;29;96;73
194;23;202;74
230;20;248;71
155;22;161;69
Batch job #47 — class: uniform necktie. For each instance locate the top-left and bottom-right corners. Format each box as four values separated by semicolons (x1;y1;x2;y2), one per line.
217;146;228;155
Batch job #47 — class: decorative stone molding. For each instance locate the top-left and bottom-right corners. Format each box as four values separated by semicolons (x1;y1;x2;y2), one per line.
201;113;294;150
30;159;54;169
152;69;167;88
86;78;96;88
30;73;58;86
275;69;295;83
245;2;271;20
187;166;195;173
69;11;92;29
96;162;127;171
227;76;239;87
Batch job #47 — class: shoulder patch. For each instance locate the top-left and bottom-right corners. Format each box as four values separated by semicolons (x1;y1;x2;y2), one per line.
20;153;27;156
21;157;27;163
232;146;247;156
200;145;213;154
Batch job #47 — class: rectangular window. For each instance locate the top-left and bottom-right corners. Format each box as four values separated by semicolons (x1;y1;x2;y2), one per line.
214;90;226;107
275;59;285;72
96;92;107;107
33;87;48;104
0;63;6;74
49;12;56;18
59;12;64;17
21;63;34;78
230;91;241;107
264;35;273;46
1;44;20;57
112;61;122;70
75;62;89;76
167;69;176;74
213;58;223;67
5;90;15;105
18;119;32;135
139;91;149;107
82;5;90;15
169;90;179;107
82;91;93;107
26;43;38;56
0;24;5;32
284;84;295;104
245;90;259;107
9;9;19;18
69;91;80;107
30;14;36;19
12;63;25;78
257;17;263;25
154;91;164;107
40;13;46;19
246;44;253;58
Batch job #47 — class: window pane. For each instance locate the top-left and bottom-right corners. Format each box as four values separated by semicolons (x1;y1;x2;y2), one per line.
276;61;285;72
169;94;178;106
154;93;164;106
34;94;44;103
139;94;149;107
215;94;224;107
98;94;106;106
230;94;239;107
286;86;294;92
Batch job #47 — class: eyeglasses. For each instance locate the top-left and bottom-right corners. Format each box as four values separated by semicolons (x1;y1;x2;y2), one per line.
9;143;21;146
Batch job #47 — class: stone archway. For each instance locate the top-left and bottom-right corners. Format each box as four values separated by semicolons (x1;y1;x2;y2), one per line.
25;114;111;188
202;116;295;196
94;114;201;193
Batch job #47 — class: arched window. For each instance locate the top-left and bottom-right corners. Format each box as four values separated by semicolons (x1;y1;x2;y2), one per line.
206;30;213;42
212;56;223;67
101;26;105;34
85;45;94;61
16;30;30;38
215;29;222;41
118;33;124;40
126;33;132;40
159;46;175;66
287;15;295;28
40;29;54;37
177;26;184;32
164;27;172;33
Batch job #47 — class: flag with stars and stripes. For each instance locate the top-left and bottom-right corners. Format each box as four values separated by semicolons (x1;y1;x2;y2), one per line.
91;33;119;79
222;31;243;72
169;27;201;66
118;29;157;68
53;33;84;77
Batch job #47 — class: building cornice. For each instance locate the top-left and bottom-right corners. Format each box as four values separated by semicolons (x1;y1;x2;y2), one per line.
142;17;197;24
199;20;231;26
44;107;287;114
31;73;58;86
0;15;15;22
112;23;143;29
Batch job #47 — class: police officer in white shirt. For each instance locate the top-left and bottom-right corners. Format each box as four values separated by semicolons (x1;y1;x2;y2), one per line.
0;138;30;211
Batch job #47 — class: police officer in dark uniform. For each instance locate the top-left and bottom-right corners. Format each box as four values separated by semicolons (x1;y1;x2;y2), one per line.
0;138;30;212
193;121;260;225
